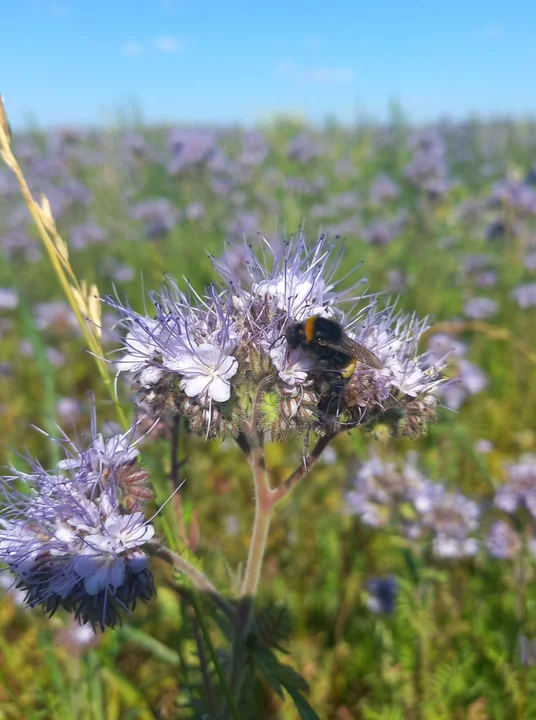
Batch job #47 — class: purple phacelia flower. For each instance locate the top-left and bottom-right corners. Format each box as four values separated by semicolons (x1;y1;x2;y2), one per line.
347;452;479;557
167;128;218;175
360;212;407;246
404;128;450;195
0;288;18;311
486;520;522;559
238;131;268;167
70;222;108;251
512;283;536;308
184;202;206;221
130;199;179;239
495;456;536;517
463;297;498;320
286;133;324;163
369;175;400;206
489;179;536;216
523;252;536;272
427;334;487;410
108;231;443;440
473;272;497;289
411;481;480;558
35;302;80;335
0;408;156;630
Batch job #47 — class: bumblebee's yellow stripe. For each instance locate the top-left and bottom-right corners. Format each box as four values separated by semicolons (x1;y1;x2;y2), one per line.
304;317;316;343
340;358;357;379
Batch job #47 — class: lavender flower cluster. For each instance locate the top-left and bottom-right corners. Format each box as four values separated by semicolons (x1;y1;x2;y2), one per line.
0;409;156;629
348;451;536;565
346;452;480;559
107;233;444;441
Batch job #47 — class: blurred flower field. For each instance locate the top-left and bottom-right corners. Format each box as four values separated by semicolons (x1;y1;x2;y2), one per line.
1;110;536;718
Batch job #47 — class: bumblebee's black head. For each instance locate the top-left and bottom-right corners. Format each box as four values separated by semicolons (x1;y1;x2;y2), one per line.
285;322;306;349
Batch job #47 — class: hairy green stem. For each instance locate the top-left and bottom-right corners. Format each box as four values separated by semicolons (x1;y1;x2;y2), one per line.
147;541;236;621
241;447;273;599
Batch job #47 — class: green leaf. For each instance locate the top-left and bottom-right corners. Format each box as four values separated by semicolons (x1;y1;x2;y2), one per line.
285;686;321;720
254;602;292;652
117;625;180;666
253;648;284;698
254;647;310;701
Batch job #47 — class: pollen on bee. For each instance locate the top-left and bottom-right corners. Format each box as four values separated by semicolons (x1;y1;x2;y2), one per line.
340;358;358;379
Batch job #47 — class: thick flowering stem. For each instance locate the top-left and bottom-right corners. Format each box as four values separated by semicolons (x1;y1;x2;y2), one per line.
229;430;337;704
241;444;273;599
147;541;236;621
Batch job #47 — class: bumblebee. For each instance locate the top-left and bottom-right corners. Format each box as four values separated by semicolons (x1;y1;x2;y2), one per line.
285;315;383;379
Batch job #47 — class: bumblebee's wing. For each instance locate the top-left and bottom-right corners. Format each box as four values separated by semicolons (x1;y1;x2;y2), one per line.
318;335;384;369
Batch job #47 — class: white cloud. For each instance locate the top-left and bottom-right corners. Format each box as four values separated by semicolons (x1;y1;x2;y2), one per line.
154;36;187;53
276;61;354;85
122;42;144;56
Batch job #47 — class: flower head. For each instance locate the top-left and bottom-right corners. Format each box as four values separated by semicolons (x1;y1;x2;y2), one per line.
495;456;536;517
108;231;443;441
0;407;156;630
347;451;480;558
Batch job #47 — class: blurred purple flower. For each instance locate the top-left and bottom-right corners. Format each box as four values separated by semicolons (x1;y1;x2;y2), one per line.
0;169;19;197
490;179;536;216
111;264;135;284
239;131;268;167
210;176;234;197
0;230;41;263
225;211;260;241
167;128;218;175
495;456;536;517
385;269;407;293
369;174;400;206
361;212;407;246
47;179;93;218
57;398;83;425
524;252;536;272
463;254;494;274
130;198;179;239
286;133;323;163
0;289;18;311
184;202;206;221
70;222;108;251
35;302;80;335
463;297;498;320
473;272;497;289
475;439;494;454
404;128;450;195
427;334;488;410
486;520;522;559
512;283;536;309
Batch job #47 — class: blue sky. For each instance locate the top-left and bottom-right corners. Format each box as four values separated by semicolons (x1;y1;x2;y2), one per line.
2;0;535;128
